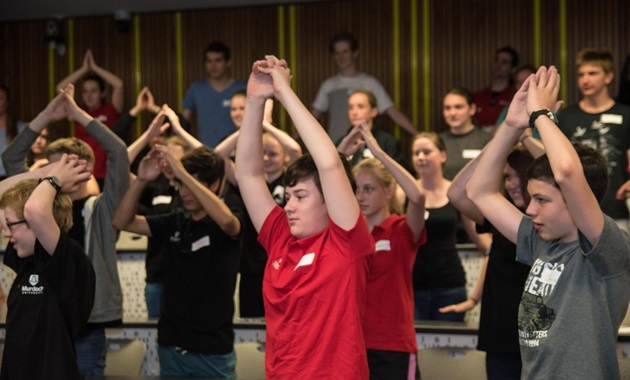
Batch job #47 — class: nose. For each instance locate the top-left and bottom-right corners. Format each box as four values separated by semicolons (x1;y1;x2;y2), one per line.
3;225;12;238
525;201;536;217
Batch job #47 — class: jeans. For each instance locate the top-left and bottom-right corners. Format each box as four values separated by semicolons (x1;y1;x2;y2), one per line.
76;327;107;376
145;282;164;319
414;286;467;321
159;345;236;378
486;352;522;380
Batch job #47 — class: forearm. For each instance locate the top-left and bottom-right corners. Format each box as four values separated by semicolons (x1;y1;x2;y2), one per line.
171;121;203;149
470;256;488;302
236;97;266;179
112;178;146;229
386;107;417;135
215;131;239;158
519;130;545;158
127;131;151;163
262;121;302;161
447;151;485;224
57;67;88;91
372;146;422;205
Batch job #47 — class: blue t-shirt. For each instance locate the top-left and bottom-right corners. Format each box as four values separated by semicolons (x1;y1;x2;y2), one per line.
182;79;247;147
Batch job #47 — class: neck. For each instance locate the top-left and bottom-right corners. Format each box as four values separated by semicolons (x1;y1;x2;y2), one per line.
579;91;614;112
490;77;510;92
191;210;208;221
450;121;474;135
419;173;446;190
339;65;358;77
209;76;234;91
265;170;283;184
366;208;390;232
69;184;92;201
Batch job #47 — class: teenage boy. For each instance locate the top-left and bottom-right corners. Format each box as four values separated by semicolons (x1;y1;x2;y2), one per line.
2;84;130;376
558;49;630;232
236;56;374;379
311;32;416;143
467;66;630;379
112;145;242;378
183;41;247;147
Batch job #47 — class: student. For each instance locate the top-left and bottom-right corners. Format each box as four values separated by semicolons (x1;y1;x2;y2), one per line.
557;49;630;232
467;66;630;379
113;144;242;378
410;132;490;321
236;56;374;379
337;90;405;169
311;33;416;142
439;87;491;180
442;136;543;379
3;84;130;376
352;125;426;379
474;46;519;132
182;41;247;147
57;49;124;188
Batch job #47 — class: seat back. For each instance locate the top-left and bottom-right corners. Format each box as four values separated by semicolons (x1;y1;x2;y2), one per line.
418;347;486;380
104;339;146;376
235;341;266;380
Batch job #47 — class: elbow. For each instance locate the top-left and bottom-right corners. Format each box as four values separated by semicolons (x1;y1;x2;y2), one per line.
23;199;46;225
222;218;241;238
552;161;578;187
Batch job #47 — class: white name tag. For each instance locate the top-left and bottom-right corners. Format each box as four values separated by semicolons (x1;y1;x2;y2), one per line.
222;99;232;107
601;114;623;124
191;236;210;252
375;239;391;252
152;195;173;206
462;149;482;159
362;148;375;158
294;252;315;270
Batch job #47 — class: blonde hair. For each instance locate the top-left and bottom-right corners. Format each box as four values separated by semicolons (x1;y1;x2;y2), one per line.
353;158;403;215
45;137;95;165
0;179;73;232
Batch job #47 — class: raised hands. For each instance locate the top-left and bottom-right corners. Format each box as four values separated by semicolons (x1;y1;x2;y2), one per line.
248;56;291;101
337;125;365;156
45;153;93;193
526;66;561;114
137;148;163;182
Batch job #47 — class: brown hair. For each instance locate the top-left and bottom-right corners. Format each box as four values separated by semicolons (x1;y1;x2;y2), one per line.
45;137;95;165
0;179;73;232
576;49;614;74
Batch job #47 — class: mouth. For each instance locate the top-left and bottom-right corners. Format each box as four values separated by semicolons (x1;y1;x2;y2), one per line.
532;222;543;231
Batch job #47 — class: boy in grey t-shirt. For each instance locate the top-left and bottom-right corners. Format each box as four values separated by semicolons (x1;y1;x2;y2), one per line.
467;66;630;379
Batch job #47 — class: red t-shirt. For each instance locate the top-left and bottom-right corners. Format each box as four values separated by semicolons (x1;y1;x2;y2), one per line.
76;103;120;180
364;214;426;352
473;86;513;128
258;206;374;380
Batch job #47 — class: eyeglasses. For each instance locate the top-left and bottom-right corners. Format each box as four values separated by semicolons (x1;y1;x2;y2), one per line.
6;219;27;232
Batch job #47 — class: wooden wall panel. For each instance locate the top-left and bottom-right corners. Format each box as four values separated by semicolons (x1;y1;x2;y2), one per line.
1;0;629;159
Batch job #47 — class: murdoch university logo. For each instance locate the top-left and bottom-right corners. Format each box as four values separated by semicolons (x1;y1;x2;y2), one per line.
22;274;44;295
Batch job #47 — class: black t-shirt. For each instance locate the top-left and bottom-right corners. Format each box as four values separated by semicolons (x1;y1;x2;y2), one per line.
1;233;95;379
476;220;531;353
146;204;242;354
413;202;466;289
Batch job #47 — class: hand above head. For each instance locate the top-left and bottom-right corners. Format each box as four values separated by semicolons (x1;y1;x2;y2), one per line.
247;60;276;100
357;122;381;152
503;71;533;130
137;147;163;182
81;49;92;71
161;104;183;132
155;143;187;181
526;66;561;115
146;111;171;140
337;124;365;156
44;154;93;193
256;55;292;99
61;84;92;125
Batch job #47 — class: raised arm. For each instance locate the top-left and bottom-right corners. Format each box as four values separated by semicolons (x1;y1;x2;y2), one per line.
56;50;90;92
127;112;170;163
262;121;302;164
88;50;124;112
235;61;278;231
24;154;92;254
447;150;487;225
529;66;603;244
360;125;425;239
261;56;360;229
215;130;238;187
163;105;203;149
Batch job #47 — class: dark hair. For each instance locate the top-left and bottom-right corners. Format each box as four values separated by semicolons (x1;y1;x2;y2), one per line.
0;84;18;141
444;87;475;107
204;41;231;61
284;153;356;195
349;89;377;109
231;89;246;99
526;143;608;203
496;46;519;68
181;146;225;190
506;147;534;207
83;74;106;93
329;33;359;53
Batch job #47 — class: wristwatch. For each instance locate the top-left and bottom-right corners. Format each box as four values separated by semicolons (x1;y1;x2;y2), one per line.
529;109;558;130
39;176;62;192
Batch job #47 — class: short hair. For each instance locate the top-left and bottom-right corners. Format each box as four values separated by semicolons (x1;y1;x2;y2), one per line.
329;32;359;53
181;146;225;188
496;46;519;68
0;179;73;232
284;153;356;196
349;90;377;109
204;41;231;61
506;147;535;207
576;49;614;74
231;90;246;100
444;87;475;106
353;158;402;214
526;143;608;203
83;74;106;93
45;137;95;165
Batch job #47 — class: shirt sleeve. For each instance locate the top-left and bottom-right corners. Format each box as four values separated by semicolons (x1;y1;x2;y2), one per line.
312;80;331;112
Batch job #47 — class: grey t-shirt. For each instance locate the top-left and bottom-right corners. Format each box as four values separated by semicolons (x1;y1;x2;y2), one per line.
440;128;491;180
516;215;630;379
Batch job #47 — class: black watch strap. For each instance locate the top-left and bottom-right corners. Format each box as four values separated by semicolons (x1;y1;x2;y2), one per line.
39;176;61;192
529;109;557;130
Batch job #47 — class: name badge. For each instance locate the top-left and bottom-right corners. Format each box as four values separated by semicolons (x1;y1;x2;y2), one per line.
222;99;232;107
362;148;375;158
152;195;173;206
191;236;210;252
375;240;391;252
601;114;623;124
462;149;482;159
294;252;315;270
